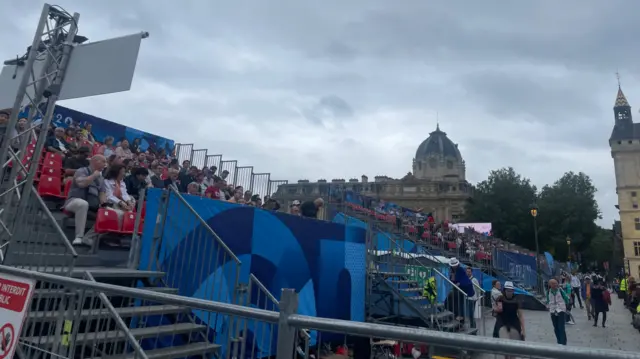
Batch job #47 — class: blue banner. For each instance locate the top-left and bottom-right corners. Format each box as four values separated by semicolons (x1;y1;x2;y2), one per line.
23;105;175;153
139;189;366;357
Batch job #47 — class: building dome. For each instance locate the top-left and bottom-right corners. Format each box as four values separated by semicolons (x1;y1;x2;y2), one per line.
415;124;462;161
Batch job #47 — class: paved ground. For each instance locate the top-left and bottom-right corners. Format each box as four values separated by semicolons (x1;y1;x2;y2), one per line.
479;295;640;352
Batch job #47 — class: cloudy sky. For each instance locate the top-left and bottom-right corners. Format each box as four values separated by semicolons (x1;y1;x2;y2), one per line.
2;1;638;226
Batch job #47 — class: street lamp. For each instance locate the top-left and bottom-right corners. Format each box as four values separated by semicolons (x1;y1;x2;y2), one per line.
530;203;541;293
566;236;571;262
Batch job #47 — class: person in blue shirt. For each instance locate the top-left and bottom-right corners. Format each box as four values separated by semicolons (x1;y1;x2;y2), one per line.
449;258;474;323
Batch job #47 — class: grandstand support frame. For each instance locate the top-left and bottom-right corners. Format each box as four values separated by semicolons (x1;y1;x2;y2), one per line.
0;5;79;204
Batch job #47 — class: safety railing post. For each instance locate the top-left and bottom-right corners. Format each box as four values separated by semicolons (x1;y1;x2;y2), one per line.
276;289;298;359
128;188;146;269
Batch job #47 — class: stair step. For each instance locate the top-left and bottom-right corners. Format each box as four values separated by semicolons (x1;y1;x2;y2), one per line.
28;305;188;321
387;279;417;284
24;322;205;346
400;287;423;293
371;271;407;277
99;342;221;359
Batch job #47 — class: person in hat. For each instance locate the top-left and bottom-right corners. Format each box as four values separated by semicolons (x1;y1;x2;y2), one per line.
495;281;525;350
449;258;474;322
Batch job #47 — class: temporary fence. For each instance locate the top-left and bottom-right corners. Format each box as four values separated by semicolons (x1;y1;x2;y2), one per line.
1;265;637;359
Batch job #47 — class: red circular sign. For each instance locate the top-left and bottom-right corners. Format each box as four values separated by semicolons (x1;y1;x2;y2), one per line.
0;323;15;359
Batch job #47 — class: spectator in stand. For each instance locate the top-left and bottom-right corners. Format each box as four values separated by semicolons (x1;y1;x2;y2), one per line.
131;138;141;154
124;167;149;200
228;188;244;203
115;139;134;160
64;127;78;151
104;164;135;225
135;152;148;168
0;109;10;145
220;170;230;181
249;194;262;207
204;177;226;200
201;167;213;186
122;159;133;176
46;127;70;157
187;182;201;196
300;198;324;219
179;166;198;192
8;117;28;150
263;196;281;211
209;166;218;177
180;160;190;174
148;162;165;188
76;131;92;149
290;200;301;215
97;136;115;157
243;190;252;203
80;122;95;143
63;146;91;184
169;158;180;171
64;155;107;247
195;172;207;193
164;168;180;189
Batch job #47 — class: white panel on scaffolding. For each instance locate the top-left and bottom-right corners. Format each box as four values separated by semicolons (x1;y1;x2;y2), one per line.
0;60;46;110
0;32;143;109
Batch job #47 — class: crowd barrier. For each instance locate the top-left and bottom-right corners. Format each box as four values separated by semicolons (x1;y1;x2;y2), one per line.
3;265;637;359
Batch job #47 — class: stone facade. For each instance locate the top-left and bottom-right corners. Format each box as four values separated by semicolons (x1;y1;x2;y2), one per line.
610;86;640;279
273;125;471;220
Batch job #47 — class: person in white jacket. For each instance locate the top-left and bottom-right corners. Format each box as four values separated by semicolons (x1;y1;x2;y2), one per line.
466;267;481;329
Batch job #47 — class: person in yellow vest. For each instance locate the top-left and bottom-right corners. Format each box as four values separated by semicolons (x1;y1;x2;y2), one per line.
633;302;640;329
620;276;628;306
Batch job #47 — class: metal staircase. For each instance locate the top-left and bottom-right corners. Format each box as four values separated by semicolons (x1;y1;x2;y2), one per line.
366;225;482;336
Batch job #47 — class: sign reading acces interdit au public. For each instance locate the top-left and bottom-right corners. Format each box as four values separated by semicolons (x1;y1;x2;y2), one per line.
0;274;35;359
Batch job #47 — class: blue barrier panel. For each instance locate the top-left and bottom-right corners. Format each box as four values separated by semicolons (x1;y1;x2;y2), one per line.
22;105;175;153
139;189;366;356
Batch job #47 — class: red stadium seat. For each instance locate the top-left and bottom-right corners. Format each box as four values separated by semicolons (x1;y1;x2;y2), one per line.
121;211;136;234
43;152;63;166
41;157;62;172
92;143;101;155
37;175;64;198
95;208;121;234
63;178;72;198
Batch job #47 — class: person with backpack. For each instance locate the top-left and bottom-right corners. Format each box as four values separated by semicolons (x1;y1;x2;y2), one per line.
546;279;569;345
592;279;611;327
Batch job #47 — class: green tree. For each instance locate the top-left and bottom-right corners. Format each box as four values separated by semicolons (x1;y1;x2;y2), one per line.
464;167;537;248
582;227;614;268
536;171;600;260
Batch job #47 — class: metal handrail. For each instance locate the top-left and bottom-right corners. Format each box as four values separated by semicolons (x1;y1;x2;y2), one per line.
249;274;278;304
375;229;469;299
2;148;78;258
167;185;241;264
84;271;149;359
2;266;635;359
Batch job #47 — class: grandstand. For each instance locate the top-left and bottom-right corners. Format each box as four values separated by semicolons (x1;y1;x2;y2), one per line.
0;4;607;359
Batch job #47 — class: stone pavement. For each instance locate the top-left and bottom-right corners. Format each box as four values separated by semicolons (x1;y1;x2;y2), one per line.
479;295;640;352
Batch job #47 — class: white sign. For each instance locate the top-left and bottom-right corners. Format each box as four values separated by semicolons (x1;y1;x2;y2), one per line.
0;273;35;359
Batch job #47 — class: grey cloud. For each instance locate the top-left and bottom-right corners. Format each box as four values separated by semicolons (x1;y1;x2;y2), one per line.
0;0;628;226
459;70;601;124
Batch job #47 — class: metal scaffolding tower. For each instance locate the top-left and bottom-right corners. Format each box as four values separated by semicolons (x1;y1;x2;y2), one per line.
0;3;147;261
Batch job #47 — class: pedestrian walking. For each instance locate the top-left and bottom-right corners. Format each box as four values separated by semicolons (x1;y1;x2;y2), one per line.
561;275;576;324
592;279;611;328
570;271;583;309
495;281;525;359
490;280;503;338
582;276;593;320
546;279;569;345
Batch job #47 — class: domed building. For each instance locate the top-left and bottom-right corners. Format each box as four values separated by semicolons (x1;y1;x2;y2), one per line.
413;124;466;181
273;124;472;220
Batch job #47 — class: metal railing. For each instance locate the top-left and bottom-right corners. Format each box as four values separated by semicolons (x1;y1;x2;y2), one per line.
2;265;638;359
362;218;482;334
0;185;77;274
